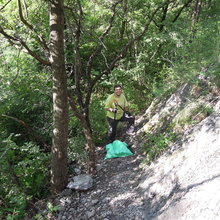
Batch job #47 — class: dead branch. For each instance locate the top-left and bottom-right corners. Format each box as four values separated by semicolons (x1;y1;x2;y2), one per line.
2;114;51;151
0;0;12;11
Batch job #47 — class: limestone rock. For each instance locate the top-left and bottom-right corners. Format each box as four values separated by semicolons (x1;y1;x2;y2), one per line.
67;174;93;191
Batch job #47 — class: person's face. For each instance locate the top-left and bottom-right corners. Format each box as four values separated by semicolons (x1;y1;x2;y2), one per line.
114;87;122;97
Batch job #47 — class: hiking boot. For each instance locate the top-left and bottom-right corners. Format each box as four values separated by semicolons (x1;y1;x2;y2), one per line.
126;128;135;136
126;131;135;136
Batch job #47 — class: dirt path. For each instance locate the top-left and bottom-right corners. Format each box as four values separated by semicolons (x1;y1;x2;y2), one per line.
54;136;147;220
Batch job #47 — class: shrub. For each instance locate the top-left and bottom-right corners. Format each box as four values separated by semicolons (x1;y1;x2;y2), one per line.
142;131;178;164
0;135;50;219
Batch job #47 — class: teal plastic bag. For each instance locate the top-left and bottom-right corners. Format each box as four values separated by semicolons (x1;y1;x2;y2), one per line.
105;140;133;159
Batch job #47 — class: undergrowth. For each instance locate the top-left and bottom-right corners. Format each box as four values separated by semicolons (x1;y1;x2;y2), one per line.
142;131;179;164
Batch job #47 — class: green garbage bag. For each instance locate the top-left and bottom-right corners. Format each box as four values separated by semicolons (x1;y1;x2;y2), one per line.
105;140;133;159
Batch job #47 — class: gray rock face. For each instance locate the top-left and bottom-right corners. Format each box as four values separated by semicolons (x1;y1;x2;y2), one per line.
140;102;220;220
67;174;93;190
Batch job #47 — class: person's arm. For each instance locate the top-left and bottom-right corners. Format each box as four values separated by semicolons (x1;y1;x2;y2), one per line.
105;95;117;112
105;107;115;112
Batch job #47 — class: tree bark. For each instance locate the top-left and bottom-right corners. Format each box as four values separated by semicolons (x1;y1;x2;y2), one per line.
82;120;96;174
68;92;96;174
49;0;68;193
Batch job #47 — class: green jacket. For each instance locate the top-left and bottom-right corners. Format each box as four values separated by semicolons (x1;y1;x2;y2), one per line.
105;93;128;120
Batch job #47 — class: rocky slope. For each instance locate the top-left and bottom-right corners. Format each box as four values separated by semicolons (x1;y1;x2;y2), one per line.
139;101;220;220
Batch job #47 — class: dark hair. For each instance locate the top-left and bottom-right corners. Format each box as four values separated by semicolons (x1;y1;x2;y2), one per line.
114;84;122;90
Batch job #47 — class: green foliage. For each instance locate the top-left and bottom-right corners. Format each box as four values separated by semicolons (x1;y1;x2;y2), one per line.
169;5;220;84
0;192;26;220
46;202;59;213
0;41;52;219
0;46;52;145
68;134;87;163
1;0;220;217
0;135;50;219
33;202;59;220
191;104;213;117
90;98;108;145
142;131;178;164
1;0;49;54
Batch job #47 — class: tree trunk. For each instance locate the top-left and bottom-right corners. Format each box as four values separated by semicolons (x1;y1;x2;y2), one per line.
49;0;68;193
68;93;96;174
82;119;96;174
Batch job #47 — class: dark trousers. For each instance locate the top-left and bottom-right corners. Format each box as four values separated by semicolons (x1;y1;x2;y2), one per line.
107;113;135;143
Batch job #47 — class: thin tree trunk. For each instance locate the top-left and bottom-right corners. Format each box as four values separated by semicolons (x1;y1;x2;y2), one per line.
68;93;96;174
82;120;96;174
49;0;68;193
190;0;202;41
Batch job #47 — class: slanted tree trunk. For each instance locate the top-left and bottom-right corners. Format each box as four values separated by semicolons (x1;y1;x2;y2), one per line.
49;0;68;192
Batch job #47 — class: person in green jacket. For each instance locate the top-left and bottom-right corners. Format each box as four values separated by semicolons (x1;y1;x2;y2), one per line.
105;84;135;143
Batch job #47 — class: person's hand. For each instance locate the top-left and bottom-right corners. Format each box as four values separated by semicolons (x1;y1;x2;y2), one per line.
110;108;117;113
125;111;131;116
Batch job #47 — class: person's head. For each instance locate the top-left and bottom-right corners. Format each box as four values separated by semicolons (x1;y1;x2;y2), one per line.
114;84;122;97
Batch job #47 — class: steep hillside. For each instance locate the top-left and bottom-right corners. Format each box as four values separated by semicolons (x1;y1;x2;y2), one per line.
139;100;220;219
135;81;220;219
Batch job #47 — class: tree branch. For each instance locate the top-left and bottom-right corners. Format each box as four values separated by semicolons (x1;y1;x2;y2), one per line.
0;0;12;11
159;1;170;32
64;5;79;25
0;26;51;66
17;0;50;55
72;0;84;109
2;114;51;151
173;0;194;23
10;48;22;84
89;0;169;90
67;91;84;123
85;0;123;80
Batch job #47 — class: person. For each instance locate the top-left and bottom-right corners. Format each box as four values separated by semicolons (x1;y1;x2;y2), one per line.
105;84;135;143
